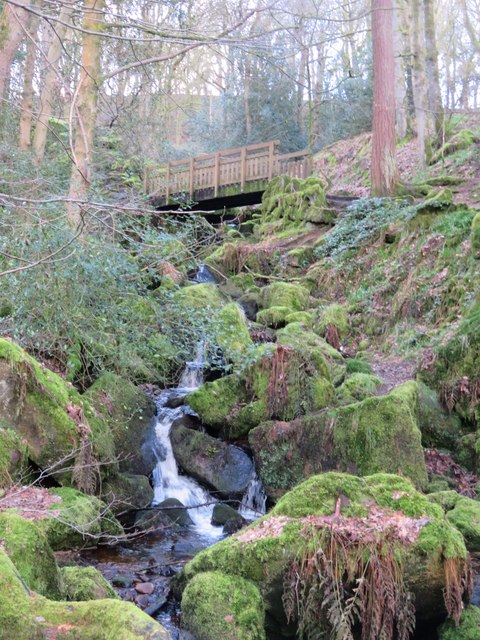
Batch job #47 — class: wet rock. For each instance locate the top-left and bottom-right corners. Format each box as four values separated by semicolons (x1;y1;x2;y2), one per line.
223;517;246;535
211;503;240;526
165;392;187;409
135;594;151;607
156;498;193;527
112;575;134;588
144;595;168;616
135;582;155;595
101;473;154;514
171;425;254;496
134;508;177;532
238;292;259;321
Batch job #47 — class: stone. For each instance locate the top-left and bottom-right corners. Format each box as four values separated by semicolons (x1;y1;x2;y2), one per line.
211;503;241;526
135;582;155;595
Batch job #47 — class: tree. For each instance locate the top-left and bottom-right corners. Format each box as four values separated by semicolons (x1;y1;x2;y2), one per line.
371;0;398;196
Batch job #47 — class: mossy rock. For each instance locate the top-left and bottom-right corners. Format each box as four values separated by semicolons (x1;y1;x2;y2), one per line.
37;487;123;550
313;303;349;341
0;339;116;487
255;306;291;328
181;571;265;640
431;129;477;164
336;373;382;404
214;303;253;364
284;311;313;327
249;382;427;499
416;188;454;214
228;399;268;439
0;426;29;487
471;212;480;257
438;605;480;640
444;496;480;552
0;512;61;599
84;372;156;476
174;282;224;311
101;472;153;514
60;566;118;601
186;375;247;430
259;282;309;312
0;549;171;639
179;473;467;635
417;382;465;449
220;274;259;299
345;358;373;375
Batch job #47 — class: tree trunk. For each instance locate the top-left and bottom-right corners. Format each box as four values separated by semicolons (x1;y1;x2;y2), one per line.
18;16;39;150
410;0;427;167
423;0;443;137
32;4;74;163
371;0;398;196
393;0;408;139
0;0;29;99
68;0;105;226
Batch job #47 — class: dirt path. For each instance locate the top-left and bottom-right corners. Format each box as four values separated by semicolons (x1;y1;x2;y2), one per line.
370;355;416;396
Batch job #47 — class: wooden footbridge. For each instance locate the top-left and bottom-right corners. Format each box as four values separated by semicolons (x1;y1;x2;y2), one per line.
144;140;312;211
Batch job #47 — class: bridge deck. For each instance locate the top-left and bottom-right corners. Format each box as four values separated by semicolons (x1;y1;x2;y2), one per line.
144;141;312;208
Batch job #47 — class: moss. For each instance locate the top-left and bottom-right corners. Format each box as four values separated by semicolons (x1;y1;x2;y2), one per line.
229;399;268;439
0;512;61;599
314;303;349;339
438;605;480;640
181;571;265;640
332;382;428;488
427;490;463;511
417;382;464;449
256;306;291;328
37;487;123;550
174;282;224;310
345;358;373;375
186;375;247;430
0;427;28;487
0;549;171;640
336;373;382;403
84;372;155;476
471;212;480;256
431;129;476;164
444;495;480;551
0;338;116;485
214;303;254;364
60;566;118;601
259;282;309;312
220;274;259;298
416;188;454;214
311;377;335;410
101;473;153;514
284;311;313;327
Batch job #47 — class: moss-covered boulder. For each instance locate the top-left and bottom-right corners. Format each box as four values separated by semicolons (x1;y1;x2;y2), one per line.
0;426;28;487
60;566;118;601
0;339;116;487
0;548;171;639
336;372;382;404
416;188;454;214
313;303;349;345
83;372;156;476
429;492;480;552
418;382;465;449
256;306;292;328
213;303;254;365
186;375;247;430
37;487;123;550
0;512;61;599
259;282;309;313
171;425;254;496
431;129;477;164
101;472;153;514
438;605;480;640
179;473;468;638
181;571;265;640
250;382;427;499
174;282;224;311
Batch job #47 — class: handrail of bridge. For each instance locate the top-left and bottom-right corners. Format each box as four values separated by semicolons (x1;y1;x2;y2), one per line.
144;140;312;201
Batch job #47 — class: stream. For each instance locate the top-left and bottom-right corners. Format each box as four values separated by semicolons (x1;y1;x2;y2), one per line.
79;318;266;638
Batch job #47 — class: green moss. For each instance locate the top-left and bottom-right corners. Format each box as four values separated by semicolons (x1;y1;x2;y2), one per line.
0;549;171;639
229;400;268;439
0;512;61;599
311;377;335;410
332;382;428;488
345;358;373;375
0;427;28;487
336;373;381;403
416;188;454;214
417;382;464;449
284;311;313;327
259;282;309;312
60;566;118;601
37;487;123;550
431;129;476;164
471;212;480;256
101;473;153;514
181;571;265;640
444;496;480;551
186;375;247;430
438;605;480;640
174;282;224;310
314;303;349;339
214;303;253;364
256;306;291;328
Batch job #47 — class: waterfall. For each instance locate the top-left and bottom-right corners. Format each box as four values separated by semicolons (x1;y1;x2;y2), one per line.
178;341;204;390
239;473;267;520
193;264;217;284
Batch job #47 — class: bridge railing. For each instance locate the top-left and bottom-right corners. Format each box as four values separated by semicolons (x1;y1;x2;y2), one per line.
144;141;312;202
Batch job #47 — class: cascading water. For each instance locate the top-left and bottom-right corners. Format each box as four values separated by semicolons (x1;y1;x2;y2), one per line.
239;473;267;520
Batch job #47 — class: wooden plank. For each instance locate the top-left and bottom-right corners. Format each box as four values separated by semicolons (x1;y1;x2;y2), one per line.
214;153;220;196
189;157;194;198
268;141;275;180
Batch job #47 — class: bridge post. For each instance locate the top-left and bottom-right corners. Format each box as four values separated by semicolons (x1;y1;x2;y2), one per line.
268;141;275;180
165;163;170;203
189;157;194;198
240;147;246;192
214;152;220;197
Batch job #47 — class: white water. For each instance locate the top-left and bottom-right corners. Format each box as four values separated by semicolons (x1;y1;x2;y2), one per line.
151;341;267;539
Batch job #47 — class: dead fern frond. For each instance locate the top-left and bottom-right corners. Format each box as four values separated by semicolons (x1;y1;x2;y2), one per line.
325;323;340;350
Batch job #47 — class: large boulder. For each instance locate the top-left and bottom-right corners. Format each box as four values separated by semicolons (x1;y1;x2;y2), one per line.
60;566;118;601
249;382;427;500
0;426;28;488
417;382;465;450
83;372;156;476
101;472;154;514
186;375;247;431
429;491;480;552
181;571;265;640
178;473;469;639
0;339;116;487
0;548;171;639
171;424;253;496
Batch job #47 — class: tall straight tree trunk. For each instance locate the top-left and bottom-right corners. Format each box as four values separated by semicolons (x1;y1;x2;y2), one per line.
393;0;407;139
18;17;39;149
33;4;74;163
411;0;427;167
371;0;398;196
68;0;104;226
0;0;29;99
423;0;443;137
